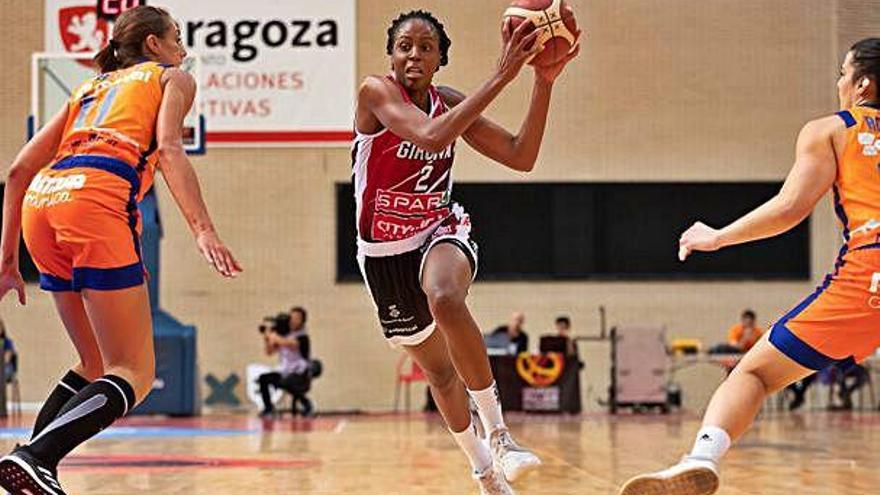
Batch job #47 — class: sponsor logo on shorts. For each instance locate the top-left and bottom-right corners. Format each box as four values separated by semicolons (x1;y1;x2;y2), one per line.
384;325;420;336
868;273;880;309
24;172;87;208
388;305;401;319
380;305;416;326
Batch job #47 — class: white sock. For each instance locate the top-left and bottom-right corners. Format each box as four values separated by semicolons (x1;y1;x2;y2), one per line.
468;382;506;435
689;426;731;462
451;422;493;473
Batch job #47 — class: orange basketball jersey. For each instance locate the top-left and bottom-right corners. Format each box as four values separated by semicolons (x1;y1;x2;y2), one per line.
55;60;168;201
767;106;880;370
834;105;880;250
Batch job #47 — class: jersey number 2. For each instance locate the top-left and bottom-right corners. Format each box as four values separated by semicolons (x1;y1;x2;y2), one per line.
414;165;433;192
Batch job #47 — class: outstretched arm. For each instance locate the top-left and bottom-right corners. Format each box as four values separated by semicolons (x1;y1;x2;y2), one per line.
438;39;580;173
679;115;841;261
157;68;242;277
0;106;69;304
357;20;540;153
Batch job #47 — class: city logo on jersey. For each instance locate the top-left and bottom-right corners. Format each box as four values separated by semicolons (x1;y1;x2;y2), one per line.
59;5;109;55
396;141;454;162
372;209;450;242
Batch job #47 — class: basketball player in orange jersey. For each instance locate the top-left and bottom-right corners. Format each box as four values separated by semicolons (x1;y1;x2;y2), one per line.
354;10;578;495
619;38;880;495
0;6;240;494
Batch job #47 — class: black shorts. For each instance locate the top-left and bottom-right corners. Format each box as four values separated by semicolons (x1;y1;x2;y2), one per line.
359;226;478;347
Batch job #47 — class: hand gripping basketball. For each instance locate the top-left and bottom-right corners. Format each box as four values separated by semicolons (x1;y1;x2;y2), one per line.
503;0;579;66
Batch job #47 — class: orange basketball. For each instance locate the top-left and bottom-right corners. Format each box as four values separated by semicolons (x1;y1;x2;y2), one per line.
504;0;578;67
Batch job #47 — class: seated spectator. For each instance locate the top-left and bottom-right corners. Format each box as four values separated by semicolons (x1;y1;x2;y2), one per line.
789;363;869;411
540;316;586;376
788;373;817;411
834;364;869;410
540;316;577;358
0;319;16;382
726;309;764;352
257;307;314;417
491;311;529;355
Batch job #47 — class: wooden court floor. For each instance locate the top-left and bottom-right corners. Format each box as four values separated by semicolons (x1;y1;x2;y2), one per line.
1;411;879;494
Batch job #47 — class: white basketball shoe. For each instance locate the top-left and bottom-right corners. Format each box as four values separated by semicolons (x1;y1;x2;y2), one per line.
618;456;720;495
489;428;541;483
475;466;516;495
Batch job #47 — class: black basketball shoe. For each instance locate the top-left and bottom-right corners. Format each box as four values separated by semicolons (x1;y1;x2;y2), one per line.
0;446;66;495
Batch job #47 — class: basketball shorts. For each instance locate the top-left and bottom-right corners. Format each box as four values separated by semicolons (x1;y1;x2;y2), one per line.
770;246;880;370
358;207;478;347
21;155;145;292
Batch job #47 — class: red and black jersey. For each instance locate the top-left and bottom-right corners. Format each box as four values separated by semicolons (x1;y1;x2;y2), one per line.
352;76;456;257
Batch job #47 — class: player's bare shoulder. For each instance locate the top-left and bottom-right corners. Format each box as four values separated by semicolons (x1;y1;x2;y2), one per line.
799;113;849;153
160;67;196;93
358;75;399;105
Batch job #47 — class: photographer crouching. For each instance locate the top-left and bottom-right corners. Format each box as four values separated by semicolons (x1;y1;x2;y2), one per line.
258;307;314;417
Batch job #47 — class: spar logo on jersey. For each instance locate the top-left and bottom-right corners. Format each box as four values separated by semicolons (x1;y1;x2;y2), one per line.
59;6;109;54
375;190;447;216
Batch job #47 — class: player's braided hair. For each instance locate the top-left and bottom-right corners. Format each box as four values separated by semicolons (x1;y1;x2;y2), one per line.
386;10;451;68
850;38;880;85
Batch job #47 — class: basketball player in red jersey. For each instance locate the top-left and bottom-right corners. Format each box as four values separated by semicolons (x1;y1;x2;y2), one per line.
0;7;240;494
619;38;880;495
354;10;579;494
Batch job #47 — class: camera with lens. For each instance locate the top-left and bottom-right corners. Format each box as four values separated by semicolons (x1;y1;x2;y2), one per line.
258;312;292;336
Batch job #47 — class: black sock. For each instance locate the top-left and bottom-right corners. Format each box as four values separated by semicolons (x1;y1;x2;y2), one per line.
31;370;91;440
27;375;135;468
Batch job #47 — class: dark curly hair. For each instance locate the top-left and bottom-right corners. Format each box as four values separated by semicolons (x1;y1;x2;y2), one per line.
851;38;880;84
386;10;451;67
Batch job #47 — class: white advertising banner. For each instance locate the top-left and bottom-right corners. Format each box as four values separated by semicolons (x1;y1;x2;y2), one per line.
44;0;356;146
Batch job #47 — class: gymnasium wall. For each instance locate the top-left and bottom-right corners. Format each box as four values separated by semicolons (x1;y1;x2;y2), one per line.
0;0;859;412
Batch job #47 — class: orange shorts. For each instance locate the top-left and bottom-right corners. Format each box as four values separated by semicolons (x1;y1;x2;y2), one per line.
21;156;144;292
770;247;880;369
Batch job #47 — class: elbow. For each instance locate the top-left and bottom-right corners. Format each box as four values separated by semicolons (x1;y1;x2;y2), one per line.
514;158;536;173
776;196;811;226
506;154;536;173
6;161;35;186
156;142;186;165
419;130;451;154
6;164;26;183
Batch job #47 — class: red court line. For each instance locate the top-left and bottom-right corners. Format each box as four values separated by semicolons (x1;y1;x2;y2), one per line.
115;415;340;432
62;454;319;473
207;131;353;143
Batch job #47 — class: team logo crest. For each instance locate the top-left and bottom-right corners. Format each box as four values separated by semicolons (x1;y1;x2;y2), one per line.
59;6;109;56
388;305;401;319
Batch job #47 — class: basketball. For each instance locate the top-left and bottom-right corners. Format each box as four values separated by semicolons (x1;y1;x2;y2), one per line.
504;0;578;66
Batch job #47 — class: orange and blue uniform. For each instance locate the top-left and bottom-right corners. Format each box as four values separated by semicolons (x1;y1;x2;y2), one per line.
22;61;169;291
770;105;880;369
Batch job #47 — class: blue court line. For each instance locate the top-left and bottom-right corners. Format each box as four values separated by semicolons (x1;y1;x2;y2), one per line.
0;427;257;440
